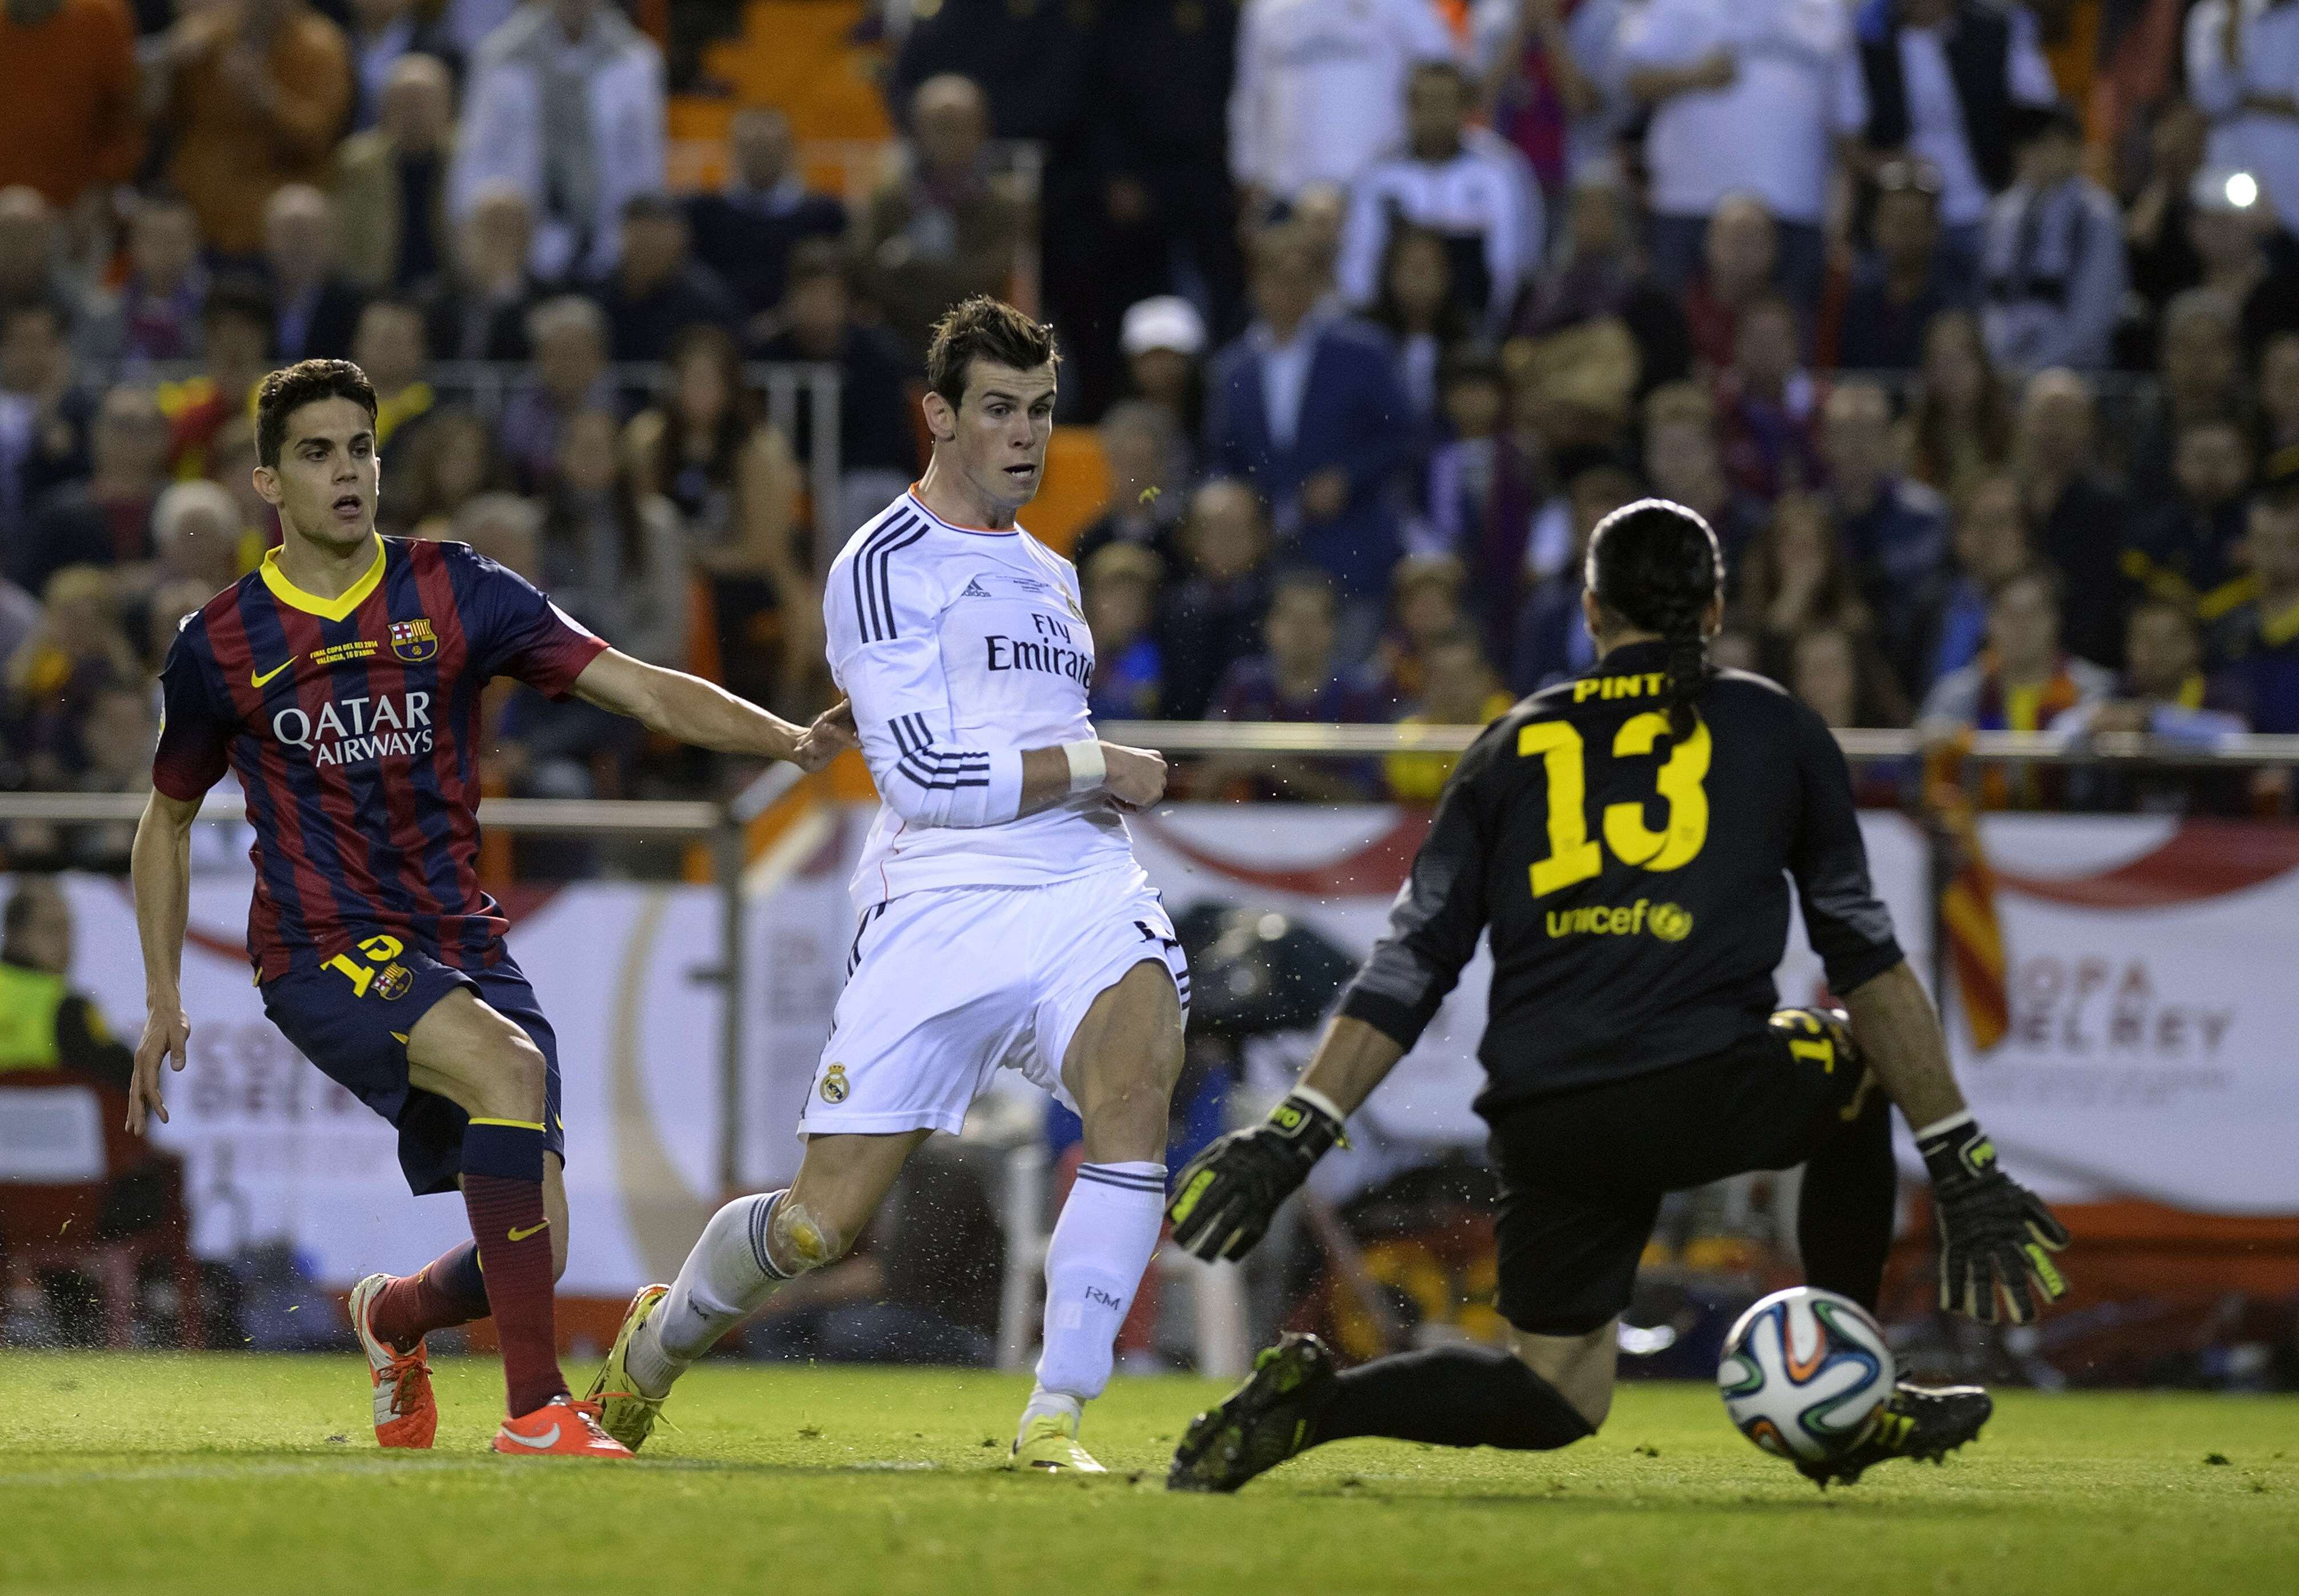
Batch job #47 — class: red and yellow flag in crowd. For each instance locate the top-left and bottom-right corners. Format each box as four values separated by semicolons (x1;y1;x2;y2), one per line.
1925;736;2009;1052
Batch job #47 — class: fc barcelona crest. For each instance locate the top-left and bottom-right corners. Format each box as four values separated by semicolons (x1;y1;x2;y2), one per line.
389;617;439;663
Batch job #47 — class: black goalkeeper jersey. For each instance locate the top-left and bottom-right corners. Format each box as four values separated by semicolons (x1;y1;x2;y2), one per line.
1336;640;1905;1116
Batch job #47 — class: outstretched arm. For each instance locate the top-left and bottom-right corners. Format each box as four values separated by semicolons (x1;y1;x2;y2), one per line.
129;790;203;1134
568;648;856;769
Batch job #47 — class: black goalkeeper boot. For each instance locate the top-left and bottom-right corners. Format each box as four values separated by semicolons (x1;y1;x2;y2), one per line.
1797;1381;1994;1487
1168;1334;1339;1493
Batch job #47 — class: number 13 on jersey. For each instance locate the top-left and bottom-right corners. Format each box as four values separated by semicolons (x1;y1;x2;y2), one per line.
1519;714;1711;897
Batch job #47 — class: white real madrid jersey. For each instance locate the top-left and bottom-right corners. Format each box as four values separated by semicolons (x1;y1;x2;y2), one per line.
824;488;1135;910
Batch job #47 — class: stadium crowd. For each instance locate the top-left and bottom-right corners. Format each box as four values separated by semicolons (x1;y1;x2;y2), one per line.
3;0;2298;860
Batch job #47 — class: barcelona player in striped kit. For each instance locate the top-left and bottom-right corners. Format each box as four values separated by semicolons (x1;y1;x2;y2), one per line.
128;361;854;1457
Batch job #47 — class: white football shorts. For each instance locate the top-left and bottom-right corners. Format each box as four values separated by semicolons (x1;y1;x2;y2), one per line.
799;864;1191;1137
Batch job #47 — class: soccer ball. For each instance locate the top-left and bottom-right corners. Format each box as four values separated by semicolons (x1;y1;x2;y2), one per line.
1716;1287;1896;1463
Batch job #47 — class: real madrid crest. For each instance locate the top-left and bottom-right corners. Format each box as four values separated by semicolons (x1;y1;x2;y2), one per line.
819;1064;850;1104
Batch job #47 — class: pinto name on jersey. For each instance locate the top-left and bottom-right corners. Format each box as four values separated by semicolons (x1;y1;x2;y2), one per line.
272;689;435;767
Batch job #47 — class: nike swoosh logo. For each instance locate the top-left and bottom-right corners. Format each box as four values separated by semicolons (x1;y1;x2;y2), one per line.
251;660;294;688
500;1423;560;1449
507;1221;550;1242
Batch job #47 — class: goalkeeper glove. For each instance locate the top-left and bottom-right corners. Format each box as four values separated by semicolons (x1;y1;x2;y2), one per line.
1167;1088;1348;1263
1917;1112;2070;1324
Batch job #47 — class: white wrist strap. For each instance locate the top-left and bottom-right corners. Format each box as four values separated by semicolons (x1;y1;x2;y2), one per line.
1913;1109;1975;1142
1289;1085;1349;1126
1062;739;1107;795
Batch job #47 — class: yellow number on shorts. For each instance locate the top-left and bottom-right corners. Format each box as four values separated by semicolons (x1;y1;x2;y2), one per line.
1520;713;1712;897
327;935;406;997
1517;721;1602;896
357;935;404;961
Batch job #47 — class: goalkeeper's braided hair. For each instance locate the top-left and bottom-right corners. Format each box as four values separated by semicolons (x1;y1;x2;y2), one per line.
1584;498;1723;739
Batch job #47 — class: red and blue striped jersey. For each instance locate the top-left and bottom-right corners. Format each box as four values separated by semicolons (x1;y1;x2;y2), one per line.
152;536;607;980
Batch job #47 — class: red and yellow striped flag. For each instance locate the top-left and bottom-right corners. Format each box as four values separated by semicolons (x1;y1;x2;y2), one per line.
1925;736;2009;1051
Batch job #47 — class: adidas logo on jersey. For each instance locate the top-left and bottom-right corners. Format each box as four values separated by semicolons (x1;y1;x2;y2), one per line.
959;576;995;600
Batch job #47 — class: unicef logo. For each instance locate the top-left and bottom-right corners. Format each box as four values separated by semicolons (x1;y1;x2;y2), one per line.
1648;903;1693;942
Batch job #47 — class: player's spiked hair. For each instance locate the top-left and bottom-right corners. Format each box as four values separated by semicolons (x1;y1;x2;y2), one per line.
924;295;1060;409
255;359;379;468
1585;498;1722;738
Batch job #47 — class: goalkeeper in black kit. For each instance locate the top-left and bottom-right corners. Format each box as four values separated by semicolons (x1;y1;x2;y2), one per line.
1164;500;2069;1491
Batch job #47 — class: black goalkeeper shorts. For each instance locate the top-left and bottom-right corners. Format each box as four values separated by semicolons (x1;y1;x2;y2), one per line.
1486;1014;1877;1337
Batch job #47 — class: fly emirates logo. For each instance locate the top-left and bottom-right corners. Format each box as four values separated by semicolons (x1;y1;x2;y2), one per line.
273;692;434;768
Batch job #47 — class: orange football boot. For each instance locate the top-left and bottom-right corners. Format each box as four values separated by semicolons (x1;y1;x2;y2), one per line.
349;1273;438;1449
492;1395;635;1458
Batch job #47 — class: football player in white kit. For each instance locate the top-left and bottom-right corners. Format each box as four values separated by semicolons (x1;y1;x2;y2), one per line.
586;297;1187;1472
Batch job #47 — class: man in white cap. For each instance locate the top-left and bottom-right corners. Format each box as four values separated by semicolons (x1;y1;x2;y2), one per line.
1119;295;1207;487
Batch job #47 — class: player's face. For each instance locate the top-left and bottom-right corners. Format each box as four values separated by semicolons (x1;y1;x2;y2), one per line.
942;359;1056;514
257;396;381;551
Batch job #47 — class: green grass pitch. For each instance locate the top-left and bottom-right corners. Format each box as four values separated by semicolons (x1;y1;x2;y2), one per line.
2;1353;2292;1595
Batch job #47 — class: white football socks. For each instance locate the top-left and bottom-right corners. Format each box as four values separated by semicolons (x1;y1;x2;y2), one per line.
1027;1161;1167;1428
626;1190;790;1397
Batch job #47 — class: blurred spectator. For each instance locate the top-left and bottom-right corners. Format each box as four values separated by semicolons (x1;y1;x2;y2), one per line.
1083;542;1165;722
498;294;612;490
858;75;1029;360
263;185;364;363
2209;494;2299;732
114;190;207;363
0;303;95;536
1204;568;1387;800
2060;596;2247;744
2123;418;2253;620
1473;0;1627;200
334;52;458;294
2124;99;2208;319
1682;196;1777;374
1073;400;1184;574
1919;563;2111;743
1364;226;1472;436
1205;222;1412;653
539;407;686;668
202;416;276;558
1621;0;1864;315
351;296;436;471
1338;61;1542;337
2188;0;2299;252
389;404;499;538
422;181;540;362
1836;161;1961;371
886;0;1092;149
0;187;117;367
450;487;540;576
147;478;242;596
1518;179;1692;391
451;0;665;283
749;239;919;539
1791;623;1910;730
5;564;141;784
1385;627;1510;801
1415;346;1508;570
2016;367;2128;667
1980;103;2125;375
624;323;807;701
1853;0;2060;298
2128;288;2248;506
1369;550;1472;706
686;106;847;330
1117;296;1207;485
1228;0;1457;210
1896;306;2014;492
161;279;271;480
1739;492;1886;692
0;570;37;677
141;576;213;670
158;0;353;259
1928;470;2030;684
1159;477;1272;721
14;385;170;592
1641;379;1764;573
1713;294;1821;504
1510;459;1640;692
0;0;141;212
2262;332;2299;466
592;193;738;364
0;881;132;1080
2186;168;2299;355
344;0;458;132
1826;378;1948;691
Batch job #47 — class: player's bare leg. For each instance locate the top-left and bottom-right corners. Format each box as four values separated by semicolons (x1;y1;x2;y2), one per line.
396;990;626;1456
592;1129;928;1450
1012;960;1186;1473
